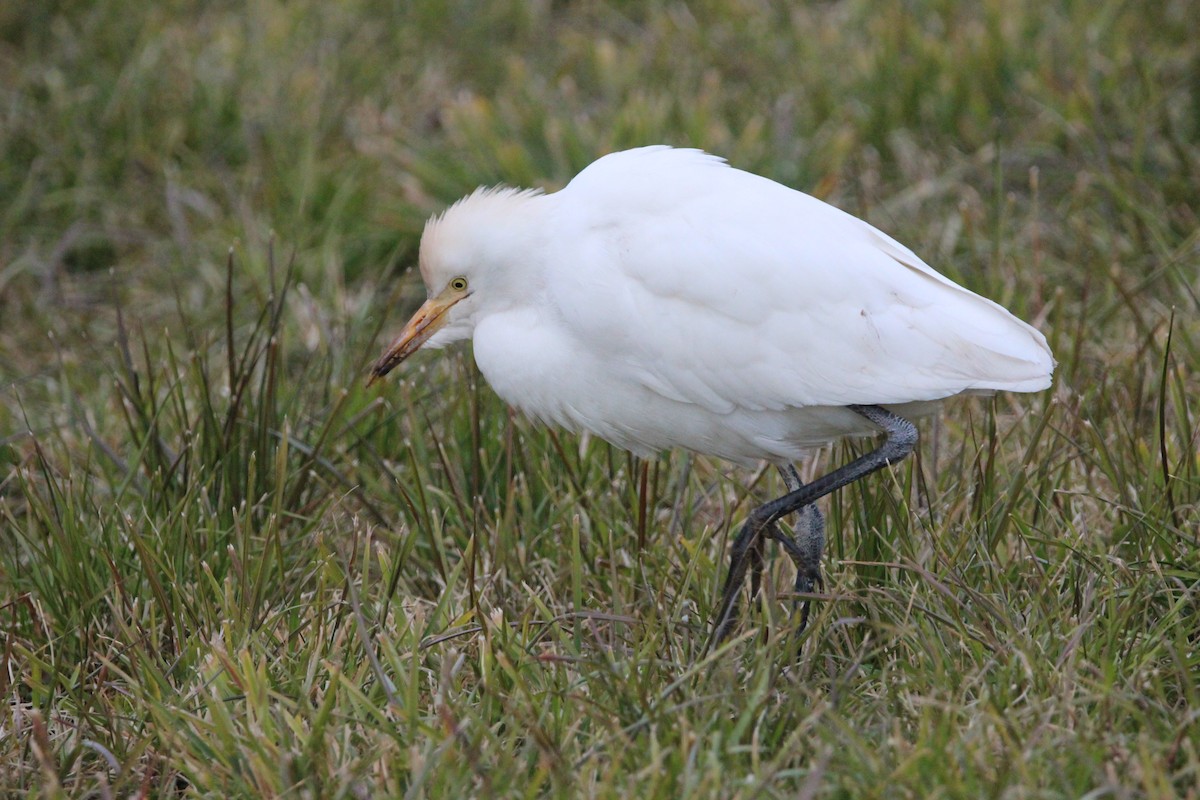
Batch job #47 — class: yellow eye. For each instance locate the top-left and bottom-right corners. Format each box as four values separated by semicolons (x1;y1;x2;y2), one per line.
450;277;468;292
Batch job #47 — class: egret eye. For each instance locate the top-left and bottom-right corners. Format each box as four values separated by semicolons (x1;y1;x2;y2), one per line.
450;277;468;292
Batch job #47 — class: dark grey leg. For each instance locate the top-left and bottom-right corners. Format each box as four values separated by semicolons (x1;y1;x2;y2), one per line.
731;466;803;628
747;527;766;601
770;465;826;632
710;405;917;646
777;464;825;630
751;466;824;621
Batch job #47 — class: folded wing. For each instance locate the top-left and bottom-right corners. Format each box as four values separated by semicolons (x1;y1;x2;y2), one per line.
547;147;1053;415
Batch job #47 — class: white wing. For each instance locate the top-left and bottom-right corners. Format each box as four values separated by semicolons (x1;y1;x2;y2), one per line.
545;147;1053;414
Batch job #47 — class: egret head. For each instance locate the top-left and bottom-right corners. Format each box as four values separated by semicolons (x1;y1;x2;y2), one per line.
369;186;545;383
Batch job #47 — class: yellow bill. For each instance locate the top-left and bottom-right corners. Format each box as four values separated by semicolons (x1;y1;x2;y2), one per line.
368;289;464;386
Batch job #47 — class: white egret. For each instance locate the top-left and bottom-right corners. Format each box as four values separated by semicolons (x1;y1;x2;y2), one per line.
370;146;1054;643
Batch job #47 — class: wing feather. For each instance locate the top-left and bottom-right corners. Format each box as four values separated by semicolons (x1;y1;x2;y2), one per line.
545;147;1053;415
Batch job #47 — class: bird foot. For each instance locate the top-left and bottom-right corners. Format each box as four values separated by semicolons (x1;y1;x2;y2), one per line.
710;488;826;648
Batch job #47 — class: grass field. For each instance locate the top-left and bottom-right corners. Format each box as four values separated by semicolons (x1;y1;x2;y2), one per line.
2;1;1197;796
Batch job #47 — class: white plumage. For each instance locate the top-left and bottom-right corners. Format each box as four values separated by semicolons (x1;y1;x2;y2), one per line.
373;146;1053;464
371;145;1055;642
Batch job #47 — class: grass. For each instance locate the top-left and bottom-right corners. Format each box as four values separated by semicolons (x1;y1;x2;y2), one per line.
1;0;1197;796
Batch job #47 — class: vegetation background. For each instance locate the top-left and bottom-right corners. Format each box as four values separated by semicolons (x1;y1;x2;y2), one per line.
2;0;1197;796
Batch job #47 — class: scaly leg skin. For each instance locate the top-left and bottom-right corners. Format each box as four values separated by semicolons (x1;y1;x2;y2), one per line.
713;513;823;646
787;503;825;633
771;465;825;632
747;533;766;601
712;515;767;644
744;466;810;603
715;466;803;642
709;405;917;649
712;468;824;643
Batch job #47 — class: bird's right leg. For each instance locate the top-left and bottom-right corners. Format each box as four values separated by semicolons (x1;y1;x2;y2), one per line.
712;465;818;644
709;405;917;647
729;466;826;639
711;515;770;645
749;465;803;601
